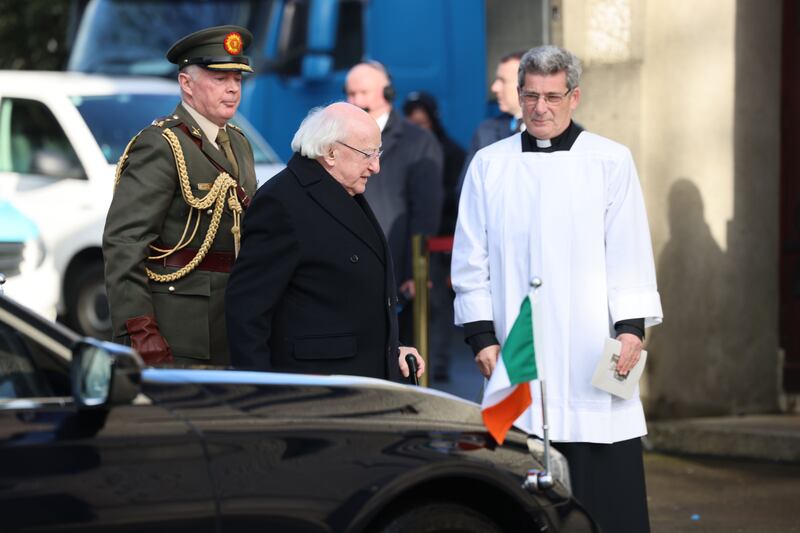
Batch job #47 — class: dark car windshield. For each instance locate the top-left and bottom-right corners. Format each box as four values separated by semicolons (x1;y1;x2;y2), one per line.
71;94;279;165
68;0;271;76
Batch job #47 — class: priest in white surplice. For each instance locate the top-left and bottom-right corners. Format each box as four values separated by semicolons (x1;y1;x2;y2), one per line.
452;45;663;533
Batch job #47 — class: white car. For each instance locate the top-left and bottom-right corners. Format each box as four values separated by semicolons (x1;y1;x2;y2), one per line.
0;71;283;339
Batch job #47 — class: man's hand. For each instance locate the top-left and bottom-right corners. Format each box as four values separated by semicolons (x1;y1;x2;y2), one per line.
125;314;173;365
475;344;501;378
398;346;425;378
615;332;643;376
399;279;416;300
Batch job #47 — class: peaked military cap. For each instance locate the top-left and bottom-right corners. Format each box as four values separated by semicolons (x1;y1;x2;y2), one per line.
166;25;254;73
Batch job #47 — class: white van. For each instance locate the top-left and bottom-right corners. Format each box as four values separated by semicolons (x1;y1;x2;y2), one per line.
0;71;283;338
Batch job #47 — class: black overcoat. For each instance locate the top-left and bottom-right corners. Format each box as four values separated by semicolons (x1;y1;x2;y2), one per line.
225;154;402;381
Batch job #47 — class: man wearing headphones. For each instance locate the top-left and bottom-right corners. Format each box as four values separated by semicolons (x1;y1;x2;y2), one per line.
345;62;444;344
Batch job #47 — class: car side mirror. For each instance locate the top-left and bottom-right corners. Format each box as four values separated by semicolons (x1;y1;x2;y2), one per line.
71;339;143;409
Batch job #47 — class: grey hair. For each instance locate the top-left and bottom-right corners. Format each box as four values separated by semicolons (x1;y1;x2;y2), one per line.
290;105;349;158
518;46;582;90
180;64;203;80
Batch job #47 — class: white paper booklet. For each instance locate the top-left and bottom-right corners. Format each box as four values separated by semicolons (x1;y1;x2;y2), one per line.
591;338;647;400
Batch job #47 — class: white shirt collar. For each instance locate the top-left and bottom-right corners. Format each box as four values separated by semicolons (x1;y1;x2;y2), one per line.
181;101;226;149
375;111;390;132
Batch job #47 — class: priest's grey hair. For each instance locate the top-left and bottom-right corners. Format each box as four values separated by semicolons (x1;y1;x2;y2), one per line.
291;105;348;158
518;45;582;91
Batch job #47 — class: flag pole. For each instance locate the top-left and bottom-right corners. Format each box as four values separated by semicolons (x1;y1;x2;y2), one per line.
537;379;553;488
526;277;553;490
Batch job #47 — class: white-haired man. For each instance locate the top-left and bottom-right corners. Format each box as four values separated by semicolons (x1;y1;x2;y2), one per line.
226;102;424;381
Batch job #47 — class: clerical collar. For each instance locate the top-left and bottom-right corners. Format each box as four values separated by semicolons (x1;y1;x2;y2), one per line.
521;120;583;153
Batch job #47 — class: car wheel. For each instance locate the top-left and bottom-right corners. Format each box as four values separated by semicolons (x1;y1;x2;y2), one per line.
376;501;504;533
66;261;112;340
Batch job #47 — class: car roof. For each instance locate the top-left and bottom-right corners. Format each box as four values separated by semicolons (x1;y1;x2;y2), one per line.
0;70;179;97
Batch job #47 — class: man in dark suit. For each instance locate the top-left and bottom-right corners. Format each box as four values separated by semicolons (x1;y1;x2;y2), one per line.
103;26;258;366
457;50;526;193
225;103;425;382
345;62;443;344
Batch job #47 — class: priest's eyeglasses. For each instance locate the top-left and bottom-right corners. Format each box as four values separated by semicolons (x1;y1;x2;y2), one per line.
520;88;572;106
337;141;383;160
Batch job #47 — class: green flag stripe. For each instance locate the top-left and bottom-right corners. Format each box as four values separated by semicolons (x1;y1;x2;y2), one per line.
502;296;538;385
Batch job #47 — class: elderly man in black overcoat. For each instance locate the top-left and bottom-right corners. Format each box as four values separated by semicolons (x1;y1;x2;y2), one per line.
225;103;424;382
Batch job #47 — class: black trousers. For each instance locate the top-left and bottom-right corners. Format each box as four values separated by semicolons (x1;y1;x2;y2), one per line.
553;437;650;533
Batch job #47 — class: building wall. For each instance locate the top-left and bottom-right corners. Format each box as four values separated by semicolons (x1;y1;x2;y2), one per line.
557;0;781;417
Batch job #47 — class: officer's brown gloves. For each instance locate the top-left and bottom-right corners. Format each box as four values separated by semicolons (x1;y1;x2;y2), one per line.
125;314;174;365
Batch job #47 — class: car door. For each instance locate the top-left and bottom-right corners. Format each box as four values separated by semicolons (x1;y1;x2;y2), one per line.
0;310;217;532
0;94;110;265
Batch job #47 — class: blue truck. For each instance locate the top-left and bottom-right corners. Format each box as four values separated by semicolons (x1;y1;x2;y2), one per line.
68;0;546;161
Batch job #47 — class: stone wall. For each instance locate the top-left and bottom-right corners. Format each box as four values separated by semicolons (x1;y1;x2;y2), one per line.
556;0;782;416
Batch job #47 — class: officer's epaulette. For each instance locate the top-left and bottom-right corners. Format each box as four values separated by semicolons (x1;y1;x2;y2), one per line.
151;114;182;129
228;122;244;134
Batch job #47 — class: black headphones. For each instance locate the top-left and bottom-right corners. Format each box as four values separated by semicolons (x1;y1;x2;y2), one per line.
344;60;395;103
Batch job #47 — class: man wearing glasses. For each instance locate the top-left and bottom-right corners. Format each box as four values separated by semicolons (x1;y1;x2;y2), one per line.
225;102;425;383
451;46;662;532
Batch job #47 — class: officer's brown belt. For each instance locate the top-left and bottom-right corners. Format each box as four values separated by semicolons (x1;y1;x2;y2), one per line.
149;248;235;273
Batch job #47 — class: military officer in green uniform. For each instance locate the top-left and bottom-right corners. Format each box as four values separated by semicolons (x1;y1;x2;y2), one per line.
103;25;258;366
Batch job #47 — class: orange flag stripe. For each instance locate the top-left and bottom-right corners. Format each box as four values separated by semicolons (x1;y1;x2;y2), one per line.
481;383;532;444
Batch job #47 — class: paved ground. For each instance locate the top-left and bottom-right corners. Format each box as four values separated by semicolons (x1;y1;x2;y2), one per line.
646;452;800;532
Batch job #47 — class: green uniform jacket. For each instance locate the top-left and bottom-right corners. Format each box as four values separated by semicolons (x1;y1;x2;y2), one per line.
103;103;257;365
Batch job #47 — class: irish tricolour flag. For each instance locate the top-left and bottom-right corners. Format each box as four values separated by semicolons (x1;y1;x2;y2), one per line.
481;289;541;444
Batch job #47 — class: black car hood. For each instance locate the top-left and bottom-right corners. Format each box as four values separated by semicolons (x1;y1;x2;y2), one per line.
140;368;486;429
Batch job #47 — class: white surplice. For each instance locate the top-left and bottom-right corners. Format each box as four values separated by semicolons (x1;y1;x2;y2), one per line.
452;131;663;443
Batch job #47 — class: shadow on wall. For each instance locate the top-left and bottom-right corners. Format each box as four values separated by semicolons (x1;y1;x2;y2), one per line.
646;178;730;418
645;0;781;418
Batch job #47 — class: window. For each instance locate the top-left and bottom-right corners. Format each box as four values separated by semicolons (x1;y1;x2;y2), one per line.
275;0;363;76
69;0;271;76
0;321;69;401
0;98;85;179
71;93;178;164
333;0;363;70
276;0;309;75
